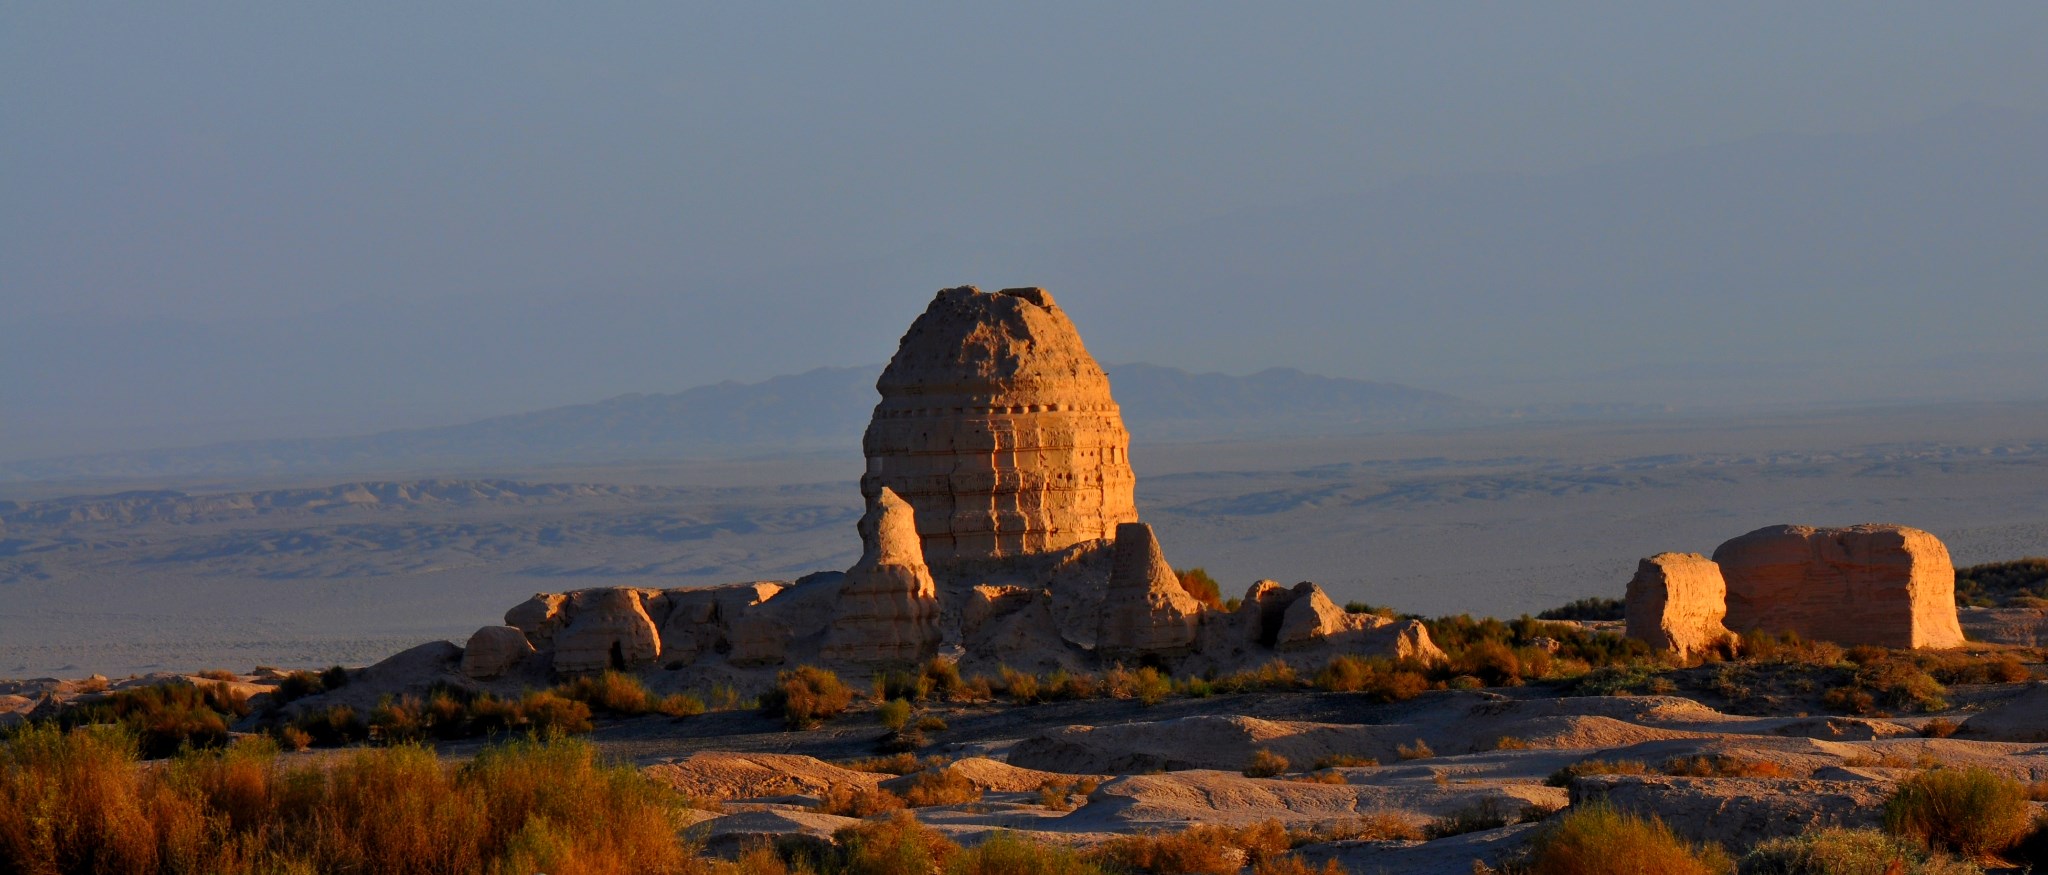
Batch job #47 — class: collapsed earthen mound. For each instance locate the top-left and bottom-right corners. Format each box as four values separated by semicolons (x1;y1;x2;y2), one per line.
819;487;942;666
1713;524;1964;650
861;286;1138;567
1625;553;1733;659
1096;522;1203;660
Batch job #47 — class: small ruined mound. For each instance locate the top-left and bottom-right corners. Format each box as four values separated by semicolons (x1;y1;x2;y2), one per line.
861;286;1138;566
1624;553;1732;659
1713;523;1964;649
819;487;942;666
459;626;534;680
1095;522;1203;659
551;587;662;675
642;752;882;799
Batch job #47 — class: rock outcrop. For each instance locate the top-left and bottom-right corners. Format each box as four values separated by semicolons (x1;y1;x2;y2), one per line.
550;587;662;674
1713;524;1965;650
1625;553;1734;659
1095;522;1202;660
819;488;942;666
860;286;1138;568
459;625;534;679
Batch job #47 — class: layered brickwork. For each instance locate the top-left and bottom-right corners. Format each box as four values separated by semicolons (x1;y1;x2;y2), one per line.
861;286;1139;565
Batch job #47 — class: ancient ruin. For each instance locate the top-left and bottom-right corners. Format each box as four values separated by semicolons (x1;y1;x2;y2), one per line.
1095;522;1204;661
1714;523;1965;650
859;286;1138;568
818;488;943;666
1625;524;1965;654
454;286;1438;680
1623;552;1733;659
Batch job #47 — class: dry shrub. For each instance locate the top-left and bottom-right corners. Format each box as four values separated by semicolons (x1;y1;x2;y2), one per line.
997;667;1042;704
949;830;1106;874
197;669;239;682
915;715;949;732
1314;655;1431;701
1175;568;1226;610
1313;753;1378;769
1524;802;1732;875
553;670;702;718
1039;781;1077;811
1426;799;1519;839
277;726;313;752
1740;827;1983;875
877;698;913;732
1089;824;1251;875
1492;736;1534;751
1292;772;1347;785
1104;664;1174;705
1243;748;1290;778
0;725;196;873
1546;759;1651;787
1308;812;1425;842
763;666;854;729
54;681;252;758
512;690;595;735
831;812;960;875
840;753;930;775
712;844;800;875
0;728;695;875
1660;755;1792;779
920;657;970;701
1883;767;2033;861
1396;739;1435;760
817;783;907;818
1741;630;1846;667
904;769;981;808
1215;660;1300;693
370;695;428;744
1250;858;1345;875
1044;669;1102;701
1921;718;1961;739
292;704;370;747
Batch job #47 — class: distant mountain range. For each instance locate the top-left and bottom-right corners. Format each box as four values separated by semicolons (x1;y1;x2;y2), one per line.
0;364;1661;483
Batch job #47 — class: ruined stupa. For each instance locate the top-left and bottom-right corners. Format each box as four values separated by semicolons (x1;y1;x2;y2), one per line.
860;286;1139;567
454;284;1442;682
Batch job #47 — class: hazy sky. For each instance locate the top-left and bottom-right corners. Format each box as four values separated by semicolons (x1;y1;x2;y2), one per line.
5;3;2048;457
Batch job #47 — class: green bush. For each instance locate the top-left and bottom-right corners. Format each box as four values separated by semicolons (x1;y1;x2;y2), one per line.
53;681;250;758
1538;597;1626;622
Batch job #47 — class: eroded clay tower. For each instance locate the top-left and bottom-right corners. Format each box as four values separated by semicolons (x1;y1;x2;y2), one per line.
861;286;1139;567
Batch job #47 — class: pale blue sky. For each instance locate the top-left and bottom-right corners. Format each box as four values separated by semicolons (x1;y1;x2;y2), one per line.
4;3;2047;457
